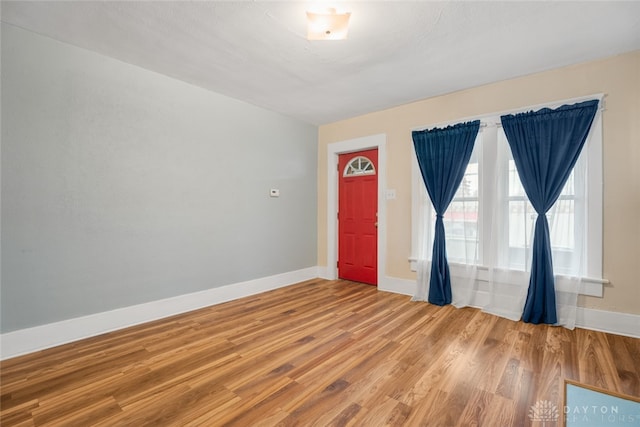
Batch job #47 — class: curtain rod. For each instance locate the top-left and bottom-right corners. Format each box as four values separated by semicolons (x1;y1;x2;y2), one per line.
412;94;606;132
480;105;606;128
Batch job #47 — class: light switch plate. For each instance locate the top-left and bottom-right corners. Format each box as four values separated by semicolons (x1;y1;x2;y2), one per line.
270;189;280;197
385;189;396;200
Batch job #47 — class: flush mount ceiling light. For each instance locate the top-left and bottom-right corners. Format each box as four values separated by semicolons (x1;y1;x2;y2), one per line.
306;8;351;41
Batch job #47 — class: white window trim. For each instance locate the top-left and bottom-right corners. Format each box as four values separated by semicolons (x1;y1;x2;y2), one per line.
409;94;607;297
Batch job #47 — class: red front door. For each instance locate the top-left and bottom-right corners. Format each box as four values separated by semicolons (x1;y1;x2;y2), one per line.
338;149;378;285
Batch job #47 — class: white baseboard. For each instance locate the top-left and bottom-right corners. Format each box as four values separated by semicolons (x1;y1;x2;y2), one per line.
3;270;636;360
379;276;640;339
0;267;319;360
317;265;333;281
378;276;415;296
575;307;640;339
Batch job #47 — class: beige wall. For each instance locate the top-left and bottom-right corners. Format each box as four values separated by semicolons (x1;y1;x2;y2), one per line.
318;50;640;315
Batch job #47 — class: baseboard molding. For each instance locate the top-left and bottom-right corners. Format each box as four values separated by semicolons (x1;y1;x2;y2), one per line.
575;307;640;339
0;267;319;360
379;276;640;339
378;276;415;296
3;270;636;360
317;265;333;281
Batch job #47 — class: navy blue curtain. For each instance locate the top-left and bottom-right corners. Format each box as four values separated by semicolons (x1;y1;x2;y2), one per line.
501;100;598;324
412;121;480;306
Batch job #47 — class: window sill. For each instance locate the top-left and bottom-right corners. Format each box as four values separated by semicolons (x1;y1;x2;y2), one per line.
408;258;607;297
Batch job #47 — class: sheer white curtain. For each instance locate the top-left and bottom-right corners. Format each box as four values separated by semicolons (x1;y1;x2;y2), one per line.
482;127;531;321
550;142;587;330
410;192;479;307
484;128;586;328
413;121;592;329
411;180;431;302
411;137;480;307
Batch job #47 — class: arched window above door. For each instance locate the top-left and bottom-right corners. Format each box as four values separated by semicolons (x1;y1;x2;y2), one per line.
343;156;376;177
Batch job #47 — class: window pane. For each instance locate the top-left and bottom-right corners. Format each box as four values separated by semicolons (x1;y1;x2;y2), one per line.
508;161;575;197
507;198;577;272
502;128;578;272
508;200;534;248
508;160;526;197
444;200;479;263
454;148;479;199
506;200;533;270
549;198;575;249
344;156;375;176
560;171;575;196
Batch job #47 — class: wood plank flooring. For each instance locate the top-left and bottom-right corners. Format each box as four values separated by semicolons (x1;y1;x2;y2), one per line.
1;279;639;426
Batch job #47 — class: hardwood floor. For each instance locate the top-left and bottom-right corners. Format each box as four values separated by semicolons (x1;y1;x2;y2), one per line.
1;278;639;426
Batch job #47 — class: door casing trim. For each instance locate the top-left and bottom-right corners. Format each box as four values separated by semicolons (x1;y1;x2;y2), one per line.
326;134;386;285
337;148;379;284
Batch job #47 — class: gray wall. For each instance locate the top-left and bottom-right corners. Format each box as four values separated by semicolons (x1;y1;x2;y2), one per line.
1;24;318;333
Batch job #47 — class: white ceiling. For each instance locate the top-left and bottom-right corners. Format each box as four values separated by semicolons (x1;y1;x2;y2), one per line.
2;1;639;125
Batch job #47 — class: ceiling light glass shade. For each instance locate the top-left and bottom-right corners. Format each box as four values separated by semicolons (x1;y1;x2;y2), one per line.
306;8;351;41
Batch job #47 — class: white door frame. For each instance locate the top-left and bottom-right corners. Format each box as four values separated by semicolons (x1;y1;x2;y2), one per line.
326;134;386;285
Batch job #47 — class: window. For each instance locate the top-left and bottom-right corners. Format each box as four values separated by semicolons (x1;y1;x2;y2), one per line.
497;129;586;275
411;96;604;294
443;143;480;264
344;156;375;176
